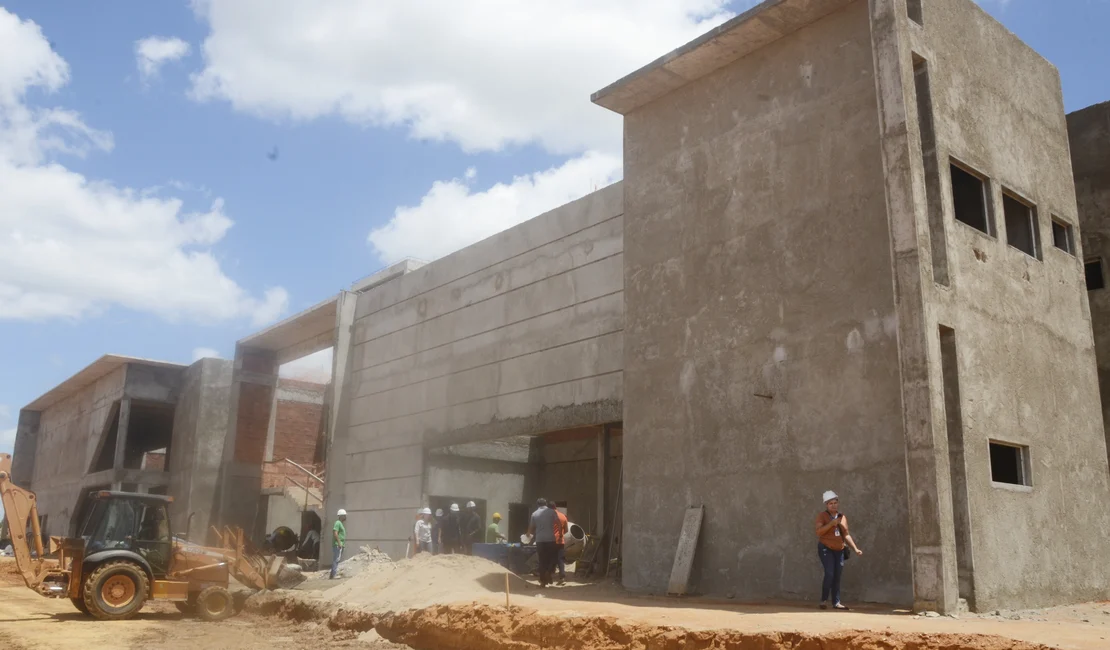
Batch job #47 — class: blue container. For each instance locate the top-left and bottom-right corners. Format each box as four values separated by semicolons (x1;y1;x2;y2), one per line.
472;543;510;567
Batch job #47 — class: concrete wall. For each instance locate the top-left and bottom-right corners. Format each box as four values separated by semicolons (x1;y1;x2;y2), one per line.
1069;101;1110;465
906;0;1110;611
424;453;537;534
168;358;233;541
329;183;624;558
25;367;126;537
621;1;912;604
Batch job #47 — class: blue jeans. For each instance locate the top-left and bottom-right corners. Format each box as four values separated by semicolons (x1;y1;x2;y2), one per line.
330;544;343;579
818;543;844;604
557;544;566;579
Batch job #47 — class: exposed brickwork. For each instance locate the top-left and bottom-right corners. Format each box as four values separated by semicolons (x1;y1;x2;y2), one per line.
262;459;325;490
273;399;324;464
234;382;273;464
141;452;166;471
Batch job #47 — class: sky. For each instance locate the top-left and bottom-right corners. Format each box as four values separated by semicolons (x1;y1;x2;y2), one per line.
1;0;1109;463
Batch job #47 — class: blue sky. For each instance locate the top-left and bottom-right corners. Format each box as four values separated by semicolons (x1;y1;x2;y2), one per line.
1;0;1108;460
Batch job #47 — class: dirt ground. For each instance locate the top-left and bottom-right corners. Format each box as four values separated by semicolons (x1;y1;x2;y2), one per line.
6;555;1110;649
0;584;406;650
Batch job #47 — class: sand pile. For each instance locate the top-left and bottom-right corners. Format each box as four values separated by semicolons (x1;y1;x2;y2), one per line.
319;552;529;612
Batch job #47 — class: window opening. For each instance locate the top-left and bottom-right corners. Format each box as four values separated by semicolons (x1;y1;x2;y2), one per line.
989;441;1030;486
1086;259;1105;291
1051;218;1075;255
950;163;992;235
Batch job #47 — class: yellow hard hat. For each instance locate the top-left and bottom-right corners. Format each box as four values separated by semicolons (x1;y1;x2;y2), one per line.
492;512;502;520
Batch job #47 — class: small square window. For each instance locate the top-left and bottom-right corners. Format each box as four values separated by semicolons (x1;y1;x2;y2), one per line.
989;441;1030;487
907;0;924;25
1086;259;1105;291
950;163;992;235
1003;191;1039;259
1051;218;1075;255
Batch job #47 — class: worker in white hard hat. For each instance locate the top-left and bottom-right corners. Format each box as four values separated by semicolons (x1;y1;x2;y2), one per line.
431;508;445;555
330;508;348;579
814;491;863;610
462;500;482;555
441;503;463;554
414;507;434;554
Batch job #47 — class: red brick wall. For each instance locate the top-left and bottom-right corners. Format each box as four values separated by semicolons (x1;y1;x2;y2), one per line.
141;452;166;471
262;460;325;490
233;382;273;464
272;399;324;465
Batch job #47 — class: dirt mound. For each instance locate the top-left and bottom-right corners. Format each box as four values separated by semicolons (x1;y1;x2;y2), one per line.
321;552;529;611
251;595;1057;650
0;557;24;587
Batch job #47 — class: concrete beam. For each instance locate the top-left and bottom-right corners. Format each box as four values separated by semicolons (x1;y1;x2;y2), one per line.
112;398;132;473
597;424;612;540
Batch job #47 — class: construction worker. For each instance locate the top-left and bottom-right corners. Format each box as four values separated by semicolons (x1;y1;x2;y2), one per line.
441;503;462;554
330;508;347;580
415;508;433;554
431;508;444;555
462;501;483;555
487;512;506;543
551;503;569;584
815;491;863;610
527;498;558;587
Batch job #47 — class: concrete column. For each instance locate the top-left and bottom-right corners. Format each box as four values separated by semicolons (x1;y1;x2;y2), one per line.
867;0;959;613
111;398;133;489
322;290;358;568
596;424;612;540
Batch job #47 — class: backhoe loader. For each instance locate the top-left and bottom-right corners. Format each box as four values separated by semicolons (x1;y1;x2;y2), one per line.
0;453;295;621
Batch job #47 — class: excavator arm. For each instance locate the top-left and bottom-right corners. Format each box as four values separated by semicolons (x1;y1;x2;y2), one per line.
0;453;46;588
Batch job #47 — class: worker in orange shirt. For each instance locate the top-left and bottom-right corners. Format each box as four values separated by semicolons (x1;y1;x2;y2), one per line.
551;502;569;585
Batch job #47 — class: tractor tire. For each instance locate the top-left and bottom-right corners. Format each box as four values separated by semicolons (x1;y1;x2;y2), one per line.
195;586;234;621
82;560;149;621
71;597;90;615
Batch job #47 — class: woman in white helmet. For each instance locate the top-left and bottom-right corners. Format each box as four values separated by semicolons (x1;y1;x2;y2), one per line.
814;491;863;610
415;508;434;554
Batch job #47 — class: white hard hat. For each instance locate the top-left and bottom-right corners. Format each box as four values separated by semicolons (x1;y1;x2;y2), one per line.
466;501;476;508
450;503;459;512
822;491;838;504
435;509;444;516
420;507;432;515
337;508;347;516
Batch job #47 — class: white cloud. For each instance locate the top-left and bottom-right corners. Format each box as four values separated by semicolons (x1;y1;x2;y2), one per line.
135;36;191;80
0;9;287;326
189;1;735;155
280;348;333;383
370;152;621;263
0;428;14;452
191;347;223;361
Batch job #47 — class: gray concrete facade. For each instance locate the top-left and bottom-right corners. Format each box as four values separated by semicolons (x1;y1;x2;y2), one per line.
325;183;624;558
1069;101;1110;469
588;0;1110;612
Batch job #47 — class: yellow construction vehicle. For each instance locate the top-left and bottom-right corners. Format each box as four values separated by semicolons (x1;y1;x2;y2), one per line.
0;453;292;621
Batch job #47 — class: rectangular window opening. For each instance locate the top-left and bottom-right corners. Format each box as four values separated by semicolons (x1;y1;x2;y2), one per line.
950;163;992;235
1051;217;1075;255
989;441;1031;487
914;56;949;286
1003;191;1040;259
1086;259;1105;291
907;0;924;25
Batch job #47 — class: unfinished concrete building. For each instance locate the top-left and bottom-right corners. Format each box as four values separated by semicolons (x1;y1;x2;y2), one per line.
1069;101;1110;466
11;354;330;547
308;0;1110;614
